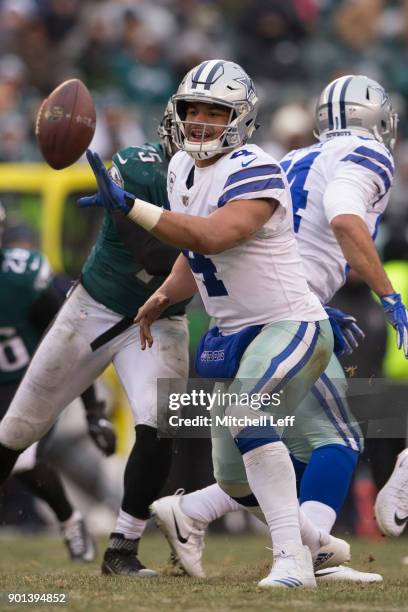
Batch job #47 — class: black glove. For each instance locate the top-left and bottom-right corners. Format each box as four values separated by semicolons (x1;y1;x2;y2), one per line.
86;401;116;456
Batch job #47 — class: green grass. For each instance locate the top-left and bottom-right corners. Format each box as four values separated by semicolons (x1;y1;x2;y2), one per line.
0;532;408;611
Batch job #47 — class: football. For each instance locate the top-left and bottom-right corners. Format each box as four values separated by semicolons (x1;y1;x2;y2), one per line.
35;78;96;170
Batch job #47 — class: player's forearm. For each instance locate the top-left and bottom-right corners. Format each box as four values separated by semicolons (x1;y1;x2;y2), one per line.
331;214;394;297
129;197;276;255
150;210;219;254
157;253;198;305
128;203;232;254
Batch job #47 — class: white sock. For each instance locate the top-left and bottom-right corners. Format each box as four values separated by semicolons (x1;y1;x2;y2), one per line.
242;442;302;548
181;484;240;524
299;507;325;555
301;500;337;535
114;509;147;540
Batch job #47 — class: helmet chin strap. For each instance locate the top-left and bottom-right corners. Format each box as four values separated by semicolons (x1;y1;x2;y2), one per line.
185;144;222;161
183;136;229;160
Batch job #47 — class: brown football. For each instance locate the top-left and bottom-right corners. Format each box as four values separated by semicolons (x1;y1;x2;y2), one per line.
35;79;96;170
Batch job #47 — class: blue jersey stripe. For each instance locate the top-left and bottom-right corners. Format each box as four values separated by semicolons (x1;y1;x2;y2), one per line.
280;158;291;173
372;213;383;241
341;154;391;193
218;177;284;207
224;164;281;189
353;145;394;176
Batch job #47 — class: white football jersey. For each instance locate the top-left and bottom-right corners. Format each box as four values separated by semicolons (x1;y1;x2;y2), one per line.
168;144;325;334
281;134;394;304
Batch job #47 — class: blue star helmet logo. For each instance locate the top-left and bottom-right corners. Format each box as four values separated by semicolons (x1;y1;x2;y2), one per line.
369;85;389;106
234;76;255;100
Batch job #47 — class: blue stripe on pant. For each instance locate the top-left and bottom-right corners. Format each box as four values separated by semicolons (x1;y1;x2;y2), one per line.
235;322;322;455
312;375;361;452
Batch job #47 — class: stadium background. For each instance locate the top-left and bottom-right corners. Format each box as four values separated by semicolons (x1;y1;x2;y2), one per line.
0;0;407;538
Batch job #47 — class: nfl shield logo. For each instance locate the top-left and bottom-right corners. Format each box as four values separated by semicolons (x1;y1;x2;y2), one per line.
182;194;189;207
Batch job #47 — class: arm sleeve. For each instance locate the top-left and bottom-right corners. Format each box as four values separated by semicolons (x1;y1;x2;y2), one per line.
112;213;180;276
28;285;63;335
323;164;381;224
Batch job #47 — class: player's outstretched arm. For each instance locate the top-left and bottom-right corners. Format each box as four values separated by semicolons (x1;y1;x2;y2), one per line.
134;253;197;349
78;150;277;254
331;214;408;357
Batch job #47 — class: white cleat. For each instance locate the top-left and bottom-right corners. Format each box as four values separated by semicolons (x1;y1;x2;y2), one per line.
312;534;351;571
375;448;408;537
258;543;316;589
61;511;96;563
315;565;383;582
150;494;206;578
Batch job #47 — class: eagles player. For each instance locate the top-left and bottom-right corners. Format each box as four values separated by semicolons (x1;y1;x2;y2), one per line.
0;109;190;576
151;74;407;583
76;60;343;589
0;207;113;561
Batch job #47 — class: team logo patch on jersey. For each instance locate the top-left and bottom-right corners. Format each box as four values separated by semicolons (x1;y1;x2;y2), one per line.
182;194;189;207
168;171;176;193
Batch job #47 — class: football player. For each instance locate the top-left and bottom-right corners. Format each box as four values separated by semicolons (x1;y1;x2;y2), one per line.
0;207;116;561
0;109;190;576
150;74;407;583
75;60;349;589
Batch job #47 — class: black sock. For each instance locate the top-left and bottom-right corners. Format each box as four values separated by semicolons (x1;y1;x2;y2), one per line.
122;425;172;520
0;442;23;485
16;462;73;522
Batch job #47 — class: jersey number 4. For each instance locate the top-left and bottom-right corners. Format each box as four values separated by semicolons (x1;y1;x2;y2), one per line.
183;251;228;297
281;150;321;232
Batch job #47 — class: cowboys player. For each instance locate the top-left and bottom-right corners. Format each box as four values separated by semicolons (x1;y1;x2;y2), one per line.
0;110;190;576
76;60;343;589
0;207;115;561
151;74;407;583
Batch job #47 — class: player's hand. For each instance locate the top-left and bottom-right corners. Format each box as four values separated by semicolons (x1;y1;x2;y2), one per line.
381;293;408;358
325;306;365;356
134;293;170;349
77;150;135;214
86;400;116;456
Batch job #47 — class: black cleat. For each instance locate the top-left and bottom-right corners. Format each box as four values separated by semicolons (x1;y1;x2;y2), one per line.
101;533;157;577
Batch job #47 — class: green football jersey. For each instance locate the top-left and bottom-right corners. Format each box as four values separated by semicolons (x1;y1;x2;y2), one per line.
81;143;188;317
0;247;52;384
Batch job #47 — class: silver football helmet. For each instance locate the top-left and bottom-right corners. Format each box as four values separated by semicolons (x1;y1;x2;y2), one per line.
315;75;398;150
172;59;259;160
157;98;175;158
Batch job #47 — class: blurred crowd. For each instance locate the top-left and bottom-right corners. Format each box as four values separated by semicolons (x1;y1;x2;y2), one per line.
1;0;408;248
0;0;408;160
1;0;408;537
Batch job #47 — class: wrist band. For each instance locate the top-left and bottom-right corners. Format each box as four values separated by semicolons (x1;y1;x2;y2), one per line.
128;198;163;231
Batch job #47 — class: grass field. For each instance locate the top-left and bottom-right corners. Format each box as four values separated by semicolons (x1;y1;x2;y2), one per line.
1;532;408;612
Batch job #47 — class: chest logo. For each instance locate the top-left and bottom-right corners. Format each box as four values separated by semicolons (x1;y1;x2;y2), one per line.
182;194;189;207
